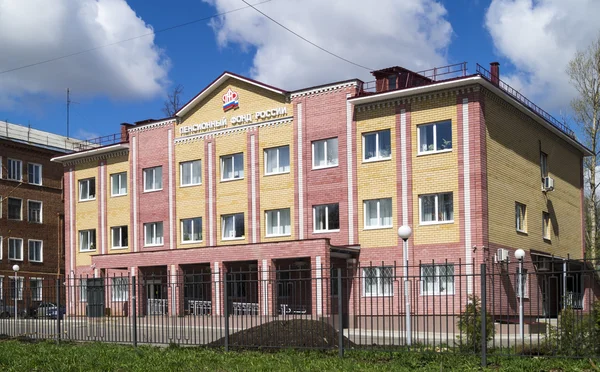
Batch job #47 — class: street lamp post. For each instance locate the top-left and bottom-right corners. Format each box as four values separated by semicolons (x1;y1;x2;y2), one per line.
398;225;412;346
514;249;525;341
12;264;20;333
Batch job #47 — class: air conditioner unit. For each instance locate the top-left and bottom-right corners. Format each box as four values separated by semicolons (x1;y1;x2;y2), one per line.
543;176;555;192
495;248;509;263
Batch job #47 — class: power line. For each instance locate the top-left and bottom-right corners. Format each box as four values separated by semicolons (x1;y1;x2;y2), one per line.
0;0;273;76
240;0;373;71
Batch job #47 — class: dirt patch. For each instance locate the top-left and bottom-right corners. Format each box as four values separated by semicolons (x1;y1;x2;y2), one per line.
208;319;355;350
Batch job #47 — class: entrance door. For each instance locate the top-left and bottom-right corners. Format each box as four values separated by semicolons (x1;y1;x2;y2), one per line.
147;280;167;315
540;275;560;317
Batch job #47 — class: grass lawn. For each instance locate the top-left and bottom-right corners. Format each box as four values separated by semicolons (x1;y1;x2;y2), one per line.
0;340;598;371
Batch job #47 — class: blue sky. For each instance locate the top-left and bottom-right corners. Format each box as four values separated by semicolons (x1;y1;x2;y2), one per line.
0;0;598;141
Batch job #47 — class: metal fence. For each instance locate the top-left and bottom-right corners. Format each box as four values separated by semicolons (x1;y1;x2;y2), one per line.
1;259;600;364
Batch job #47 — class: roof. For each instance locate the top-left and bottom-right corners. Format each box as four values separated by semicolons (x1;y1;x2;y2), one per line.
0;121;93;153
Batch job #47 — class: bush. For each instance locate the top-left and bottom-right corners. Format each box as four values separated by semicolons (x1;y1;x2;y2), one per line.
542;301;600;357
457;295;495;352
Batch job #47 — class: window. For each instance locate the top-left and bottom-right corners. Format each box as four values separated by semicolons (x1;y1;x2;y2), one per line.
111;226;128;249
313;203;340;232
80;279;88;302
419;193;453;224
364;198;392;228
11;277;24;300
28;240;43;262
265;146;290;175
7;159;22;181
181;217;202;243
8;198;22;220
79;178;96;201
180;160;201;186
363;266;393;296
277;271;292;297
418;121;452;154
388;75;397;90
30;278;42;301
363;130;391;161
144;222;164;246
312;138;338;169
221;153;244;181
516;202;527;233
111;172;127;196
112;277;129;302
331;268;340;297
8;238;23;260
79;229;96;252
515;269;529;298
421;264;455;295
543;212;551;240
28;200;42;223
222;213;244;239
540;152;548;179
28;163;42;185
265;208;291;236
143;166;163;191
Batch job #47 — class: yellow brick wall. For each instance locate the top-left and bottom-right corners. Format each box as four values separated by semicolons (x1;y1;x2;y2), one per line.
355;106;398;248
411;96;460;245
175;139;206;248
178;79;291;138
258;123;295;241
485;93;583;257
74;161;98;266
215;132;248;245
106;155;130;253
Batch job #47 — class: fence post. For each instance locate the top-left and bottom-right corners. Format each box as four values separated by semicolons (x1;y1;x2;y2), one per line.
56;278;61;344
132;276;137;347
338;268;344;358
223;272;229;352
480;263;487;368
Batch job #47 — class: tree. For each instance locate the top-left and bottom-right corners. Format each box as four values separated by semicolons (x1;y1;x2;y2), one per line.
567;35;600;260
162;84;184;117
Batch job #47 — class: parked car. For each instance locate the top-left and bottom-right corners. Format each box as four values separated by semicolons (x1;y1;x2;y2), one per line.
0;300;27;318
35;302;60;318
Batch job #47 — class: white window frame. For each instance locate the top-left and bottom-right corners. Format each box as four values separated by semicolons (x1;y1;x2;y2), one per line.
180;160;202;187
110;172;127;196
78;178;96;201
11;277;24;300
363;198;393;229
313;203;340;233
265;208;291;237
8;238;23;261
312;138;339;169
0;238;2;260
181;217;203;244
27;163;42;185
516;202;527;233
264;145;290;175
0;275;3;300
143;166;163;192
28;239;43;263
516;269;529;298
362;129;392;162
542;211;551;240
220;153;244;181
7;197;22;220
144;222;164;247
111;277;129;302
7;158;23;181
417;121;452;155
111;226;128;249
362;266;394;297
79;229;96;252
30;278;43;301
418;192;454;225
421;264;455;295
221;213;245;240
28;200;43;223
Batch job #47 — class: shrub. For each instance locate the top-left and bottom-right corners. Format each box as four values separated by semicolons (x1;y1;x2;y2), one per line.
541;301;600;357
457;295;495;353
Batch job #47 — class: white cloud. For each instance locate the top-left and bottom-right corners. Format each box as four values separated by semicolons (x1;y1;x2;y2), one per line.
485;0;600;112
202;0;453;89
0;0;169;108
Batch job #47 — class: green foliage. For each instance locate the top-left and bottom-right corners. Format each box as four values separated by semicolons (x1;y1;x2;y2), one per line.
542;301;600;357
457;295;495;353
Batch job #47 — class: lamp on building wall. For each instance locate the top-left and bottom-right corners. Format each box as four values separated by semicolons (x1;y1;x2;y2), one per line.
514;249;526;341
398;225;412;346
12;264;20;326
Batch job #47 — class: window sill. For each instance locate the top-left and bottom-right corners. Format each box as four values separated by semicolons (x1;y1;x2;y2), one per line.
144;243;164;248
417;149;452;157
8;218;23;221
313;229;340;234
79;250;96;253
143;189;163;193
312;164;339;171
516;230;528;236
362;157;392;164
6;178;23;182
222;237;245;241
8;258;23;262
29;260;43;264
361;294;393;298
111;247;129;250
29;182;43;186
220;177;244;183
180;183;202;188
265;234;292;238
111;193;128;198
264;171;291;177
79;198;96;202
543;237;551;243
28;221;43;224
181;240;203;245
363;226;393;231
420;292;456;296
419;220;454;226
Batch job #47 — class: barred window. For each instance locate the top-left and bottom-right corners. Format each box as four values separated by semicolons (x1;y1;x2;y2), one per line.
421;264;455;295
363;266;393;296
